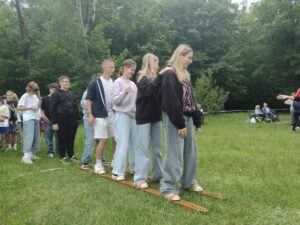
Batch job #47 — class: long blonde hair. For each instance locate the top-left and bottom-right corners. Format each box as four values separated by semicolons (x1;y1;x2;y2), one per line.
118;59;137;77
167;44;193;83
137;53;159;83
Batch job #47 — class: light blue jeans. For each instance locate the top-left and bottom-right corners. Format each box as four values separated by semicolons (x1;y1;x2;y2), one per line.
81;117;95;164
23;119;40;154
160;113;198;196
112;112;137;176
44;120;59;155
134;121;163;185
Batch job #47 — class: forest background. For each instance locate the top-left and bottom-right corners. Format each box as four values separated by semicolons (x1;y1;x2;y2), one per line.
0;0;299;111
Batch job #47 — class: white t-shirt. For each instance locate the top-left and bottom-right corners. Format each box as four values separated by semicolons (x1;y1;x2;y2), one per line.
101;76;114;112
18;93;40;121
0;105;10;127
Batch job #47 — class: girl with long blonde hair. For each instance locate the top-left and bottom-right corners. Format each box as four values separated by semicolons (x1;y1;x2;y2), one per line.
134;53;163;189
160;44;203;201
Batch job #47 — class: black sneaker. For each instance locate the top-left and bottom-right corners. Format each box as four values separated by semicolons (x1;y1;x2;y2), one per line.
61;157;69;164
69;156;78;163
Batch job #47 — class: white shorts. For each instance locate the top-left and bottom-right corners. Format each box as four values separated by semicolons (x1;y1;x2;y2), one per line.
94;112;115;139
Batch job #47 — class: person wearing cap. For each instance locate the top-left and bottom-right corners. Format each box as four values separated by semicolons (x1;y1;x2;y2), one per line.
41;83;59;158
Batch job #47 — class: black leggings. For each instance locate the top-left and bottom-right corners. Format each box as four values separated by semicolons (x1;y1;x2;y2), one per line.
57;117;78;158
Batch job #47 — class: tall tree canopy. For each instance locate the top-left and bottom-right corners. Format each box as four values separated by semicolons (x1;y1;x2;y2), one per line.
0;0;299;110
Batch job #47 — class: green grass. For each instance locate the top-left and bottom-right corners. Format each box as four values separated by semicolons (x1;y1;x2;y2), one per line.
1;113;299;225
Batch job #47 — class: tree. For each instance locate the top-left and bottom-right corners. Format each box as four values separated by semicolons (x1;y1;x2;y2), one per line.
194;70;229;113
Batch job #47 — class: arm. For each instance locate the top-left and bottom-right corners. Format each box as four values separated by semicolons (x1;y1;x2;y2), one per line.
50;93;59;130
112;80;128;106
161;72;186;130
86;99;95;124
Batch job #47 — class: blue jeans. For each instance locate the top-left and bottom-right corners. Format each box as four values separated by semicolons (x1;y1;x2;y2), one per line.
23;119;40;154
81;117;95;164
134;122;163;184
160;113;198;196
112;112;137;176
44;121;59;155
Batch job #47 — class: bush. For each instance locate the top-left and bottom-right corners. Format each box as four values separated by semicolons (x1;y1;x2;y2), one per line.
194;70;229;113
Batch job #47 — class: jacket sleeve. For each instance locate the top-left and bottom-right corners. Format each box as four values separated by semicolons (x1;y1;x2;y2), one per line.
50;92;59;124
161;72;186;129
112;80;127;106
86;80;96;101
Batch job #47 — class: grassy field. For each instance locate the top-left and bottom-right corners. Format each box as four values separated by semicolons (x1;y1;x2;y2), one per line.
0;113;299;225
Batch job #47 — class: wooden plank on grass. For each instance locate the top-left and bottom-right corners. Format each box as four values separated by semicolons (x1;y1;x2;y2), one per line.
85;168;208;213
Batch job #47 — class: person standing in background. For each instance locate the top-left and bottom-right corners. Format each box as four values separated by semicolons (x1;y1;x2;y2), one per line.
51;76;79;164
17;81;41;164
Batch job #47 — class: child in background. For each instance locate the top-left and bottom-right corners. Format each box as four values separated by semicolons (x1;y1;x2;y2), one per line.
5;90;19;150
0;96;10;151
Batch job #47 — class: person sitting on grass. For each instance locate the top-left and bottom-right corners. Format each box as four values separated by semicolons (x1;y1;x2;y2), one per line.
261;102;275;122
0;96;10;151
251;105;264;122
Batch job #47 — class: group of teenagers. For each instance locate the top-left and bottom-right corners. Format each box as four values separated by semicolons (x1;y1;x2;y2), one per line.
16;44;204;201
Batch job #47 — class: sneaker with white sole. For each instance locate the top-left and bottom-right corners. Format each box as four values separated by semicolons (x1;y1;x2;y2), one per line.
31;154;41;160
136;181;148;189
111;174;125;181
22;156;33;164
48;153;54;158
191;184;203;192
69;156;78;163
61;157;69;164
166;193;180;201
94;163;105;175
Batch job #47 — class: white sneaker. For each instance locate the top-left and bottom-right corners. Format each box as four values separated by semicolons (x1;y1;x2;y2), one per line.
191;184;203;192
31;154;41;160
136;181;148;189
13;144;17;150
48;153;54;158
94;163;105;175
111;174;125;181
22;156;33;164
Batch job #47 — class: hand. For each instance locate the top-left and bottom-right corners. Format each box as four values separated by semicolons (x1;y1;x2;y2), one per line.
124;85;132;93
88;114;95;124
178;127;187;138
195;127;201;133
43;116;49;122
159;67;174;75
30;106;39;111
52;124;59;131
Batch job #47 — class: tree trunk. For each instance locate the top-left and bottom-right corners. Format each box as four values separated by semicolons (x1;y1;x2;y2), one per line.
76;0;90;61
85;0;96;34
14;0;31;72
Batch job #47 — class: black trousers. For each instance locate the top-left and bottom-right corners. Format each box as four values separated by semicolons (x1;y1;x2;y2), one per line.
57;117;78;158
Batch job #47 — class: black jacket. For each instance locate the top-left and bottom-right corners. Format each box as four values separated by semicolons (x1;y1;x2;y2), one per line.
51;89;79;124
161;70;201;129
136;75;162;124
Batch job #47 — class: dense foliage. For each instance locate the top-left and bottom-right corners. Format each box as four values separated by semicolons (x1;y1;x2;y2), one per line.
0;0;299;110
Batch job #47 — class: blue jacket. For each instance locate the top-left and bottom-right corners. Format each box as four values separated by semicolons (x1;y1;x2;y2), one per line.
86;76;108;118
